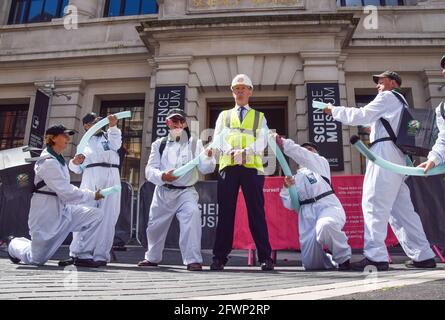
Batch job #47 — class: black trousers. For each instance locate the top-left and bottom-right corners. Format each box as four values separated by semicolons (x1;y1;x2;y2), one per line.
213;165;272;263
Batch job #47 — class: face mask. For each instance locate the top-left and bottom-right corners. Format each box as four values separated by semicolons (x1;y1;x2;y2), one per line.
170;128;183;139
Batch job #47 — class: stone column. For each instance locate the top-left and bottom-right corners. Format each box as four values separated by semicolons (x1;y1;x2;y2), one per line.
337;54;361;175
299;51;354;174
0;0;13;25
422;70;445;109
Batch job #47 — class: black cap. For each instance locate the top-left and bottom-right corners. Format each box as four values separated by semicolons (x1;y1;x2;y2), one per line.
373;71;402;86
45;124;75;136
441;55;445;69
166;108;187;120
82;112;98;125
301;142;319;152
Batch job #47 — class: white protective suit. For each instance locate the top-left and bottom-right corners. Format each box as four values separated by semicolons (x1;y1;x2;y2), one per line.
428;103;445;166
144;135;216;265
8;148;103;265
280;139;351;270
68;126;122;262
332;90;435;262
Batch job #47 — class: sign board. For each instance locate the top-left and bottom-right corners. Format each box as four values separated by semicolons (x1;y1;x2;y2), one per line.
28;90;50;151
307;83;344;171
151;86;186;142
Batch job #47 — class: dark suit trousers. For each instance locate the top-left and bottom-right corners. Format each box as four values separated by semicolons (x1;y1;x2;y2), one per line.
212;165;272;263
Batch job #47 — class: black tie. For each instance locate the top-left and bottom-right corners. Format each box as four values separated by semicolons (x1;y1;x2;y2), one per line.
238;106;246;122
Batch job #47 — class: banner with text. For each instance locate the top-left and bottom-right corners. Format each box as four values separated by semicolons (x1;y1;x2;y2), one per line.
307;83;344;171
28;90;50;152
232;176;398;250
151;86;186;142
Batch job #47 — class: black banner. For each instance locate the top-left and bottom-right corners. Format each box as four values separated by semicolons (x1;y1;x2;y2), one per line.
0;180;135;246
307;83;344;171
29;90;50;150
406;175;445;247
0;163;35;201
138;181;218;249
0;180;32;239
151;86;186;142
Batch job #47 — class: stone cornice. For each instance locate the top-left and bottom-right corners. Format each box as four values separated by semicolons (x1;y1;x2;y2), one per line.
138;13;359;54
138;12;359;32
35;78;85;88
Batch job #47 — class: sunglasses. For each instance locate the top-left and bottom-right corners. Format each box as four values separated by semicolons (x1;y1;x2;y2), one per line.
169;117;186;124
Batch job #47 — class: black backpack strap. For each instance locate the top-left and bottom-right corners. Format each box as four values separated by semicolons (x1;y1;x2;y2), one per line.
371;91;405;148
369;118;396;148
321;175;331;186
391;90;408;107
33;180;57;196
300;174;335;206
158;137;168;158
300;190;335;206
34;180;46;191
380;118;397;141
321;175;335;194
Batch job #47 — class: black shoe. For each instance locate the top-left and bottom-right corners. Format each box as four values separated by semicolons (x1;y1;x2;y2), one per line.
58;257;76;267
137;259;158;267
5;236;20;264
95;260;108;267
260;259;275;271
405;258;436;269
74;258;101;268
8;253;20;264
6;236;15;246
210;259;225;271
351;258;389;271
338;259;351;271
187;263;203;271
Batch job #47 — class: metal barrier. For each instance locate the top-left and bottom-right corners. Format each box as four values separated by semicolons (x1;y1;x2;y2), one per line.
114;181;134;246
136;181;156;248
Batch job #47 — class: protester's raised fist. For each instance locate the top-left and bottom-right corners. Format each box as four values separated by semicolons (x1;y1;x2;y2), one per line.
108;114;118;127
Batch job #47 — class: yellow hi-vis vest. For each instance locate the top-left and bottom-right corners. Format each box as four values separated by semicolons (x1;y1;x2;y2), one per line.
219;107;264;172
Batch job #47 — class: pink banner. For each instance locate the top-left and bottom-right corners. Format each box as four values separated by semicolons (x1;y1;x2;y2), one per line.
233;176;398;250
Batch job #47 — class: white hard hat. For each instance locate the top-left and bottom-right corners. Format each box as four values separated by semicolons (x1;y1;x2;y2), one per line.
231;74;253;90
